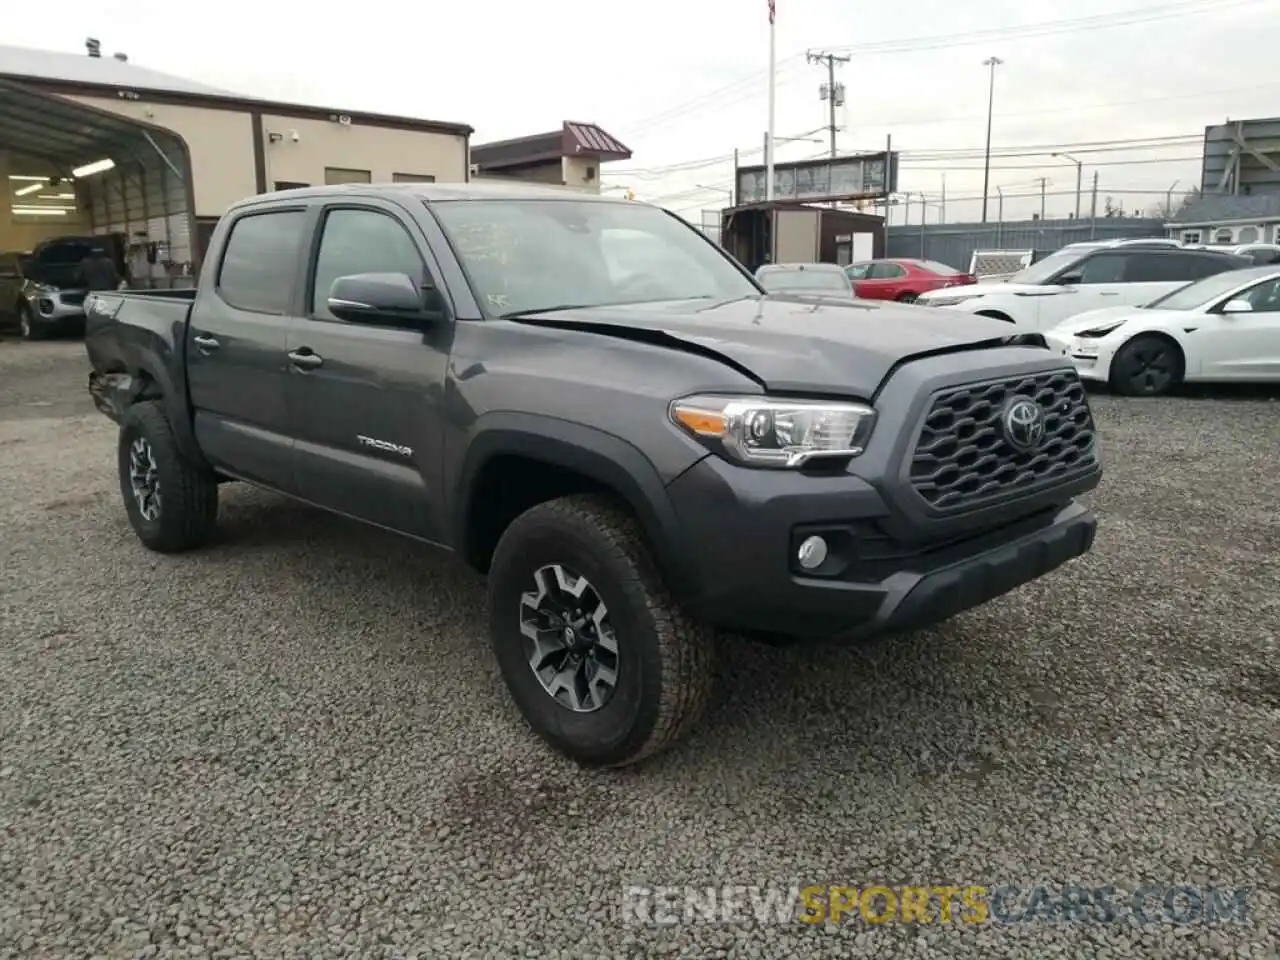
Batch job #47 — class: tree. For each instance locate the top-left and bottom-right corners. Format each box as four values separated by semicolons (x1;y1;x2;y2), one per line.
1103;196;1126;218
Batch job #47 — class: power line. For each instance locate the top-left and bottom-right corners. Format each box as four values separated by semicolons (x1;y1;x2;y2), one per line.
613;0;1265;139
806;50;851;157
902;156;1204;172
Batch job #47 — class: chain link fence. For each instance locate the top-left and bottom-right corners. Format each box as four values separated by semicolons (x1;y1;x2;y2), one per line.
886;217;1169;270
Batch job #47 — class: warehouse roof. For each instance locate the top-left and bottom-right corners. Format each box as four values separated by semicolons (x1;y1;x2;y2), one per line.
1168;192;1280;226
0;43;238;97
0;42;473;137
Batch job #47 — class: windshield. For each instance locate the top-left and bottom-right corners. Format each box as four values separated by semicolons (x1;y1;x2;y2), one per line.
757;268;850;294
429;200;759;316
1143;269;1257;310
1009;250;1085;284
35;242;100;265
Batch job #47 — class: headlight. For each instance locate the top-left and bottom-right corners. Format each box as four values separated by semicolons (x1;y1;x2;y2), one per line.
669;395;876;468
924;294;982;307
32;282;58;295
1076;320;1126;338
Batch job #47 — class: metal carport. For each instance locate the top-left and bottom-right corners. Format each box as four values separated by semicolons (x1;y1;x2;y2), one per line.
0;78;197;286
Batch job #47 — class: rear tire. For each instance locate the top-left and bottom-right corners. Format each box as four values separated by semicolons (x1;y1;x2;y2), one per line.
488;495;715;767
117;401;219;552
1108;334;1184;397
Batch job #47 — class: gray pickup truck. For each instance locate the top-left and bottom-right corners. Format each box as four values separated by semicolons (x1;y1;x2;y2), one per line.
85;182;1101;767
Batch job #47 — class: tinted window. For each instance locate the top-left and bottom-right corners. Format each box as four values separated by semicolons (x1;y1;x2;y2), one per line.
1240;277;1280;311
1074;253;1127;284
1122;253;1200;283
1190;254;1247;280
868;263;906;279
311;209;425;322
846;262;872;280
217;210;307;314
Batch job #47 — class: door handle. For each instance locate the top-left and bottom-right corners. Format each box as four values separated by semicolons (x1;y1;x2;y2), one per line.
192;334;220;350
1098;292;1120;297
288;350;323;370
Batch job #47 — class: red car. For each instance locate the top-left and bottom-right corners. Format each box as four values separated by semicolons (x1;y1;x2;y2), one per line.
845;258;977;303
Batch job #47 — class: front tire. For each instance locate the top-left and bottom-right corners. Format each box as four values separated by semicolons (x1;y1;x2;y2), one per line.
1109;334;1183;397
488;495;715;767
897;291;919;303
117;401;219;552
18;302;43;341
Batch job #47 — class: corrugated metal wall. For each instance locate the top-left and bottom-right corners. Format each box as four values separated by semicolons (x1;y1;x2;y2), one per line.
83;161;194;288
886;217;1169;269
1200;118;1280;196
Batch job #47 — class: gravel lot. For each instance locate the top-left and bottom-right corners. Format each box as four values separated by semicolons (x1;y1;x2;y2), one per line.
1;339;1277;959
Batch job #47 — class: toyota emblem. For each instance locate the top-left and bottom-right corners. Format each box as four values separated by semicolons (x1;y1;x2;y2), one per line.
1002;398;1046;451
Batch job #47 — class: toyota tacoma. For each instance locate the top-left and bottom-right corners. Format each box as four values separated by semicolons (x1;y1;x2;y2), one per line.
84;183;1101;767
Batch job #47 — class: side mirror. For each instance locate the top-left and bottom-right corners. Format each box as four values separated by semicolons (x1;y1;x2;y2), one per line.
1057;271;1084;286
1221;298;1253;314
327;272;446;326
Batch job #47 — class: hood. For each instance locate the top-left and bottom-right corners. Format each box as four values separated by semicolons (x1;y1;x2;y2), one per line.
1050;306;1147;335
508;295;1029;398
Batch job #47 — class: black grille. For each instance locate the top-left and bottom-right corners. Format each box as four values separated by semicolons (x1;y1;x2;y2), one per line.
60;291;86;306
909;370;1096;512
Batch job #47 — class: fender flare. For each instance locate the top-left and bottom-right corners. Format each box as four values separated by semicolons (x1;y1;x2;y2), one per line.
452;412;702;603
124;352;209;468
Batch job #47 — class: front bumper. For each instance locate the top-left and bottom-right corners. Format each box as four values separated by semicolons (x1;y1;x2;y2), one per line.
1042;330;1115;383
667;455;1097;641
30;290;88;331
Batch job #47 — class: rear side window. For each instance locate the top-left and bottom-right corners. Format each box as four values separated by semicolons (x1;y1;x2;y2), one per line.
217;210;307;314
1122;253;1200;283
919;259;962;276
1189;254;1247;280
868;263;906;279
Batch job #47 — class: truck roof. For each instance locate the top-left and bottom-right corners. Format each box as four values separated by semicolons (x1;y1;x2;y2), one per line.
237;181;632;208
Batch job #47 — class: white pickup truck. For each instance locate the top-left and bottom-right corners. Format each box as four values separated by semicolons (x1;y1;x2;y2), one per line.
918;240;1252;332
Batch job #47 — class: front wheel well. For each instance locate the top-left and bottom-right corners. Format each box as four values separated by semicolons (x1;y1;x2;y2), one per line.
974;309;1016;323
461;454;628;574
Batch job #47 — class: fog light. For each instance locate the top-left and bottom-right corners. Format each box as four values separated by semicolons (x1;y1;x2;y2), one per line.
797;535;828;570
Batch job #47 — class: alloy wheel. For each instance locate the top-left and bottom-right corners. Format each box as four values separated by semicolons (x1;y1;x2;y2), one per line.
128;436;162;521
519;564;619;712
1121;343;1175;394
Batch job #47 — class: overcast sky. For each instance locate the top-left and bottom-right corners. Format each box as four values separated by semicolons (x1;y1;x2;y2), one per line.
8;0;1279;223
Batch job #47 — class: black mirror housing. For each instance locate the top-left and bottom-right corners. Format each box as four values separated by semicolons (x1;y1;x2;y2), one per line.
1058;272;1083;286
327;272;446;326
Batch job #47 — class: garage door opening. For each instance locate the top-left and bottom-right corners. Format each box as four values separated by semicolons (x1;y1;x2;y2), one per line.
0;79;197;290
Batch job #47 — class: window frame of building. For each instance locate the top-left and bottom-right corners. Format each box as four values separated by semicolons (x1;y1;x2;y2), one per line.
215;209;308;315
274;181;310;191
392;173;437;184
324;167;373;186
1180;230;1202;244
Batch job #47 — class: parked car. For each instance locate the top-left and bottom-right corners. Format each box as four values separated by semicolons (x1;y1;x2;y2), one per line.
845;258;976;302
1181;242;1280;265
1043;264;1280;395
84;182;1101;767
916;244;1252;331
0;235;125;340
755;262;855;299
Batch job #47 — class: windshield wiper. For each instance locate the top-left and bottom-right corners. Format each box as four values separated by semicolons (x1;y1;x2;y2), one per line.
498;304;597;320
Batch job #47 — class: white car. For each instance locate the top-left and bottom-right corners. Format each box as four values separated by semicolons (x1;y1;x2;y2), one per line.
917;244;1250;332
1043;265;1280;395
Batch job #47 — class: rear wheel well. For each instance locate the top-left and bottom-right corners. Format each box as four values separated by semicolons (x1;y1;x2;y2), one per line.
975;309;1015;323
462;454;628;574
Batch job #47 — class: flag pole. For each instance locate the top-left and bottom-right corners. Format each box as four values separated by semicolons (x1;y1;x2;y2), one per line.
766;0;776;201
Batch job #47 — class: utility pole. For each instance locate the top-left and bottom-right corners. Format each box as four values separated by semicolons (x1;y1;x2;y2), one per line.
980;56;1004;223
1089;170;1099;239
1166;179;1180;218
941;173;946;224
996;186;1004;245
807;50;850;158
1037;177;1048;220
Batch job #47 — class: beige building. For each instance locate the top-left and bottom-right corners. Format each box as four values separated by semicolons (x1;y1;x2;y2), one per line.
0;40;471;281
471;122;632;194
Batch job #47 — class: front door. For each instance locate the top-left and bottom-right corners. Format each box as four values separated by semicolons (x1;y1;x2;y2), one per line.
284;202;452;542
186;207;307;491
1196;276;1280;380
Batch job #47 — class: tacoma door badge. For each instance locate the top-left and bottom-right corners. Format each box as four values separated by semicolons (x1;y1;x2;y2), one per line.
357;435;414;457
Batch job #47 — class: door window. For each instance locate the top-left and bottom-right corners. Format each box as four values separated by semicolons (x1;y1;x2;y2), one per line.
1239;278;1280;312
310;208;426;324
1073;253;1127;284
867;262;906;279
216;210;307;314
846;262;872;280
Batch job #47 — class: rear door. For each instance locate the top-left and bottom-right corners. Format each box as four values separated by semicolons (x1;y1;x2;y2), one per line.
855;262;907;299
284;199;452;542
1118;251;1223;305
186;206;307;491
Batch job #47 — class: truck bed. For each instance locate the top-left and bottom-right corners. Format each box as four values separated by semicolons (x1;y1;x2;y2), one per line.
85;289;195;424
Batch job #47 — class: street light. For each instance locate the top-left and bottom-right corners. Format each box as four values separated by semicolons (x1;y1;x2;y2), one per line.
980;56;1004;224
1053;152;1083;219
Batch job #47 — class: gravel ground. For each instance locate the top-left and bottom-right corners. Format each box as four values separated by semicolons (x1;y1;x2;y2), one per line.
1;339;1277;959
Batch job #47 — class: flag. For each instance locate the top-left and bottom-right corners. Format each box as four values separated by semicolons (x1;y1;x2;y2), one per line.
768;0;775;24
